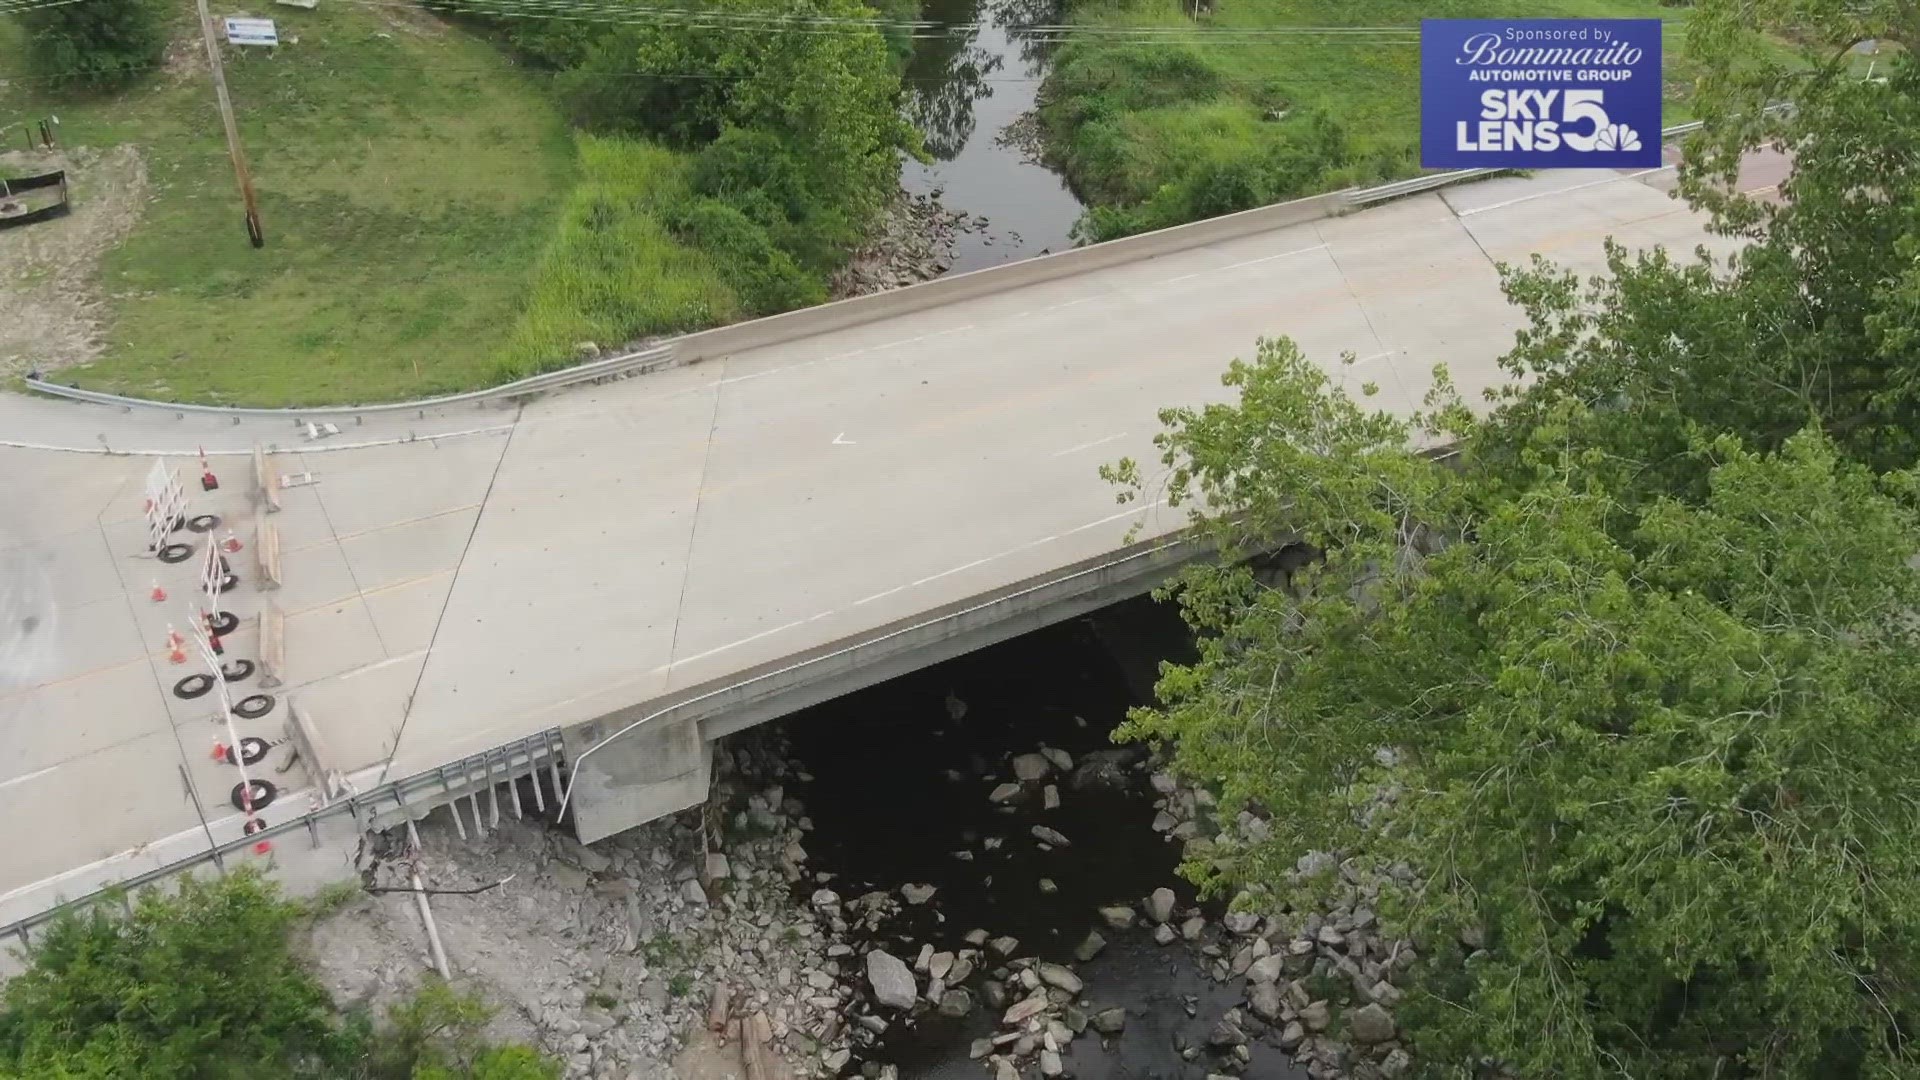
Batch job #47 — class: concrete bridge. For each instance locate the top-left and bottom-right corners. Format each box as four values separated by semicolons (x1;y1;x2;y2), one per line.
0;151;1781;931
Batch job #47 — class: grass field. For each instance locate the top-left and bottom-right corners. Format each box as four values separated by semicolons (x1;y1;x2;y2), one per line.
0;1;729;404
1042;1;1724;229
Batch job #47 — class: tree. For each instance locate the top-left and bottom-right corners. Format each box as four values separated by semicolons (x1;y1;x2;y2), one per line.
558;0;914;228
1105;340;1920;1077
0;869;353;1078
10;0;166;88
0;869;558;1079
1481;12;1920;496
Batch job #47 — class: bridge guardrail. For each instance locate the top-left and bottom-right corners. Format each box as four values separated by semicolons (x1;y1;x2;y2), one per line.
19;118;1720;421
21;344;677;419
0;727;567;947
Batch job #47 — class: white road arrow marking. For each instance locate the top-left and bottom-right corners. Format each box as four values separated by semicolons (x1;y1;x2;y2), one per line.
832;432;855;445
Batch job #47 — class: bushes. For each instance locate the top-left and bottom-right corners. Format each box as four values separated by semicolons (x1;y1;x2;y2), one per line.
1071;109;1353;241
664;197;826;314
556;0;911;276
0;868;558;1079
0;871;351;1077
494;135;739;381
10;0;165;88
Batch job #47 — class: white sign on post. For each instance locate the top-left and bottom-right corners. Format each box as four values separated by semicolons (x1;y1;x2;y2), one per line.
223;17;279;46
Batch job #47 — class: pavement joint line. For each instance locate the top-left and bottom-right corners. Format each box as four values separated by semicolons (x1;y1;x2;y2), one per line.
0;765;58;793
1051;432;1129;458
281;502;485;556
912;557;992;588
716;324;978;388
664;498;1171;673
1215;242;1333;272
651;618;808;675
1159;242;1328;284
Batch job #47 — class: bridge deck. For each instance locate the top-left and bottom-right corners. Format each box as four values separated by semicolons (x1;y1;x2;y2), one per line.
0;164;1759;919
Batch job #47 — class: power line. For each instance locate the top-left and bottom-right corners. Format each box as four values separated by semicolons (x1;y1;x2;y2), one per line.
389;0;1419;40
0;50;1429;85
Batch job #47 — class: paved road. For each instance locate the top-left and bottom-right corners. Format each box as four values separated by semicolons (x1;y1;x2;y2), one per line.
0;157;1780;922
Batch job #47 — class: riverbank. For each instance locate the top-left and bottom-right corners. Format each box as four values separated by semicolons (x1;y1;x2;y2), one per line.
300;594;1429;1080
1038;0;1711;241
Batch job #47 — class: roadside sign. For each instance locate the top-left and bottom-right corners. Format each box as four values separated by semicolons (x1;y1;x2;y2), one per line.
223;17;279;46
1420;19;1662;169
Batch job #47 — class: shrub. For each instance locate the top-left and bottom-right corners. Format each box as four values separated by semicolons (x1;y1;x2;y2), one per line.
665;196;826;314
11;0;166;88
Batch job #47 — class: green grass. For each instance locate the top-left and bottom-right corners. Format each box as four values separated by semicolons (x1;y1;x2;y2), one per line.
492;134;738;381
1042;0;1774;225
0;0;732;404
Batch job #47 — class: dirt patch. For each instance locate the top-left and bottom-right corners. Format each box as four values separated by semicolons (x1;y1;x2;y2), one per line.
368;1;452;39
0;144;148;379
160;34;207;81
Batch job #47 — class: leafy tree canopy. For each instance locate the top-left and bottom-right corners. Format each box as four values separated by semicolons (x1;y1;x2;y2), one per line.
9;0;165;89
0;869;557;1079
1102;0;1920;1072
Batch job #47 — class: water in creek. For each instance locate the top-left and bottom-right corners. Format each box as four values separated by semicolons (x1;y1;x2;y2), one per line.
898;0;1086;275
781;595;1312;1079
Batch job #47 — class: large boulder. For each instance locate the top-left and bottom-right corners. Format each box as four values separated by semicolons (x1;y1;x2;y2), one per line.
1349;1002;1397;1044
1145;887;1177;924
866;950;918;1010
1248;981;1284;1021
1036;963;1083;995
1012;753;1053;781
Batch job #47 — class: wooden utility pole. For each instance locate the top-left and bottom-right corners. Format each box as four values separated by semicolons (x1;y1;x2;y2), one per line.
193;0;264;247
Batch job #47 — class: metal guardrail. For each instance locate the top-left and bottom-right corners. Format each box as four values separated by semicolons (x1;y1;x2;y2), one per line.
0;727;566;946
21;344;677;419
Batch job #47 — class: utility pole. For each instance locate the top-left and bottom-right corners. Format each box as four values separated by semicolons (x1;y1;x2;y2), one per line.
193;0;264;247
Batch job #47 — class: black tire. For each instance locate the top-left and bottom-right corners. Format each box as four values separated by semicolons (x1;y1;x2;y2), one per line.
173;673;214;700
243;818;267;836
221;659;256;682
231;779;276;812
168;514;186;533
224;737;269;766
158;542;194;564
207;611;239;636
186;514;220;533
234;693;275;719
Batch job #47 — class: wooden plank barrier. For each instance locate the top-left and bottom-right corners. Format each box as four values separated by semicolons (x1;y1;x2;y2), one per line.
253;444;281;513
253;513;282;590
257;604;286;689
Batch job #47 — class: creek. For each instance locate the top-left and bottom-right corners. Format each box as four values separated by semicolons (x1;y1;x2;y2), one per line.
781;595;1313;1078
898;0;1087;275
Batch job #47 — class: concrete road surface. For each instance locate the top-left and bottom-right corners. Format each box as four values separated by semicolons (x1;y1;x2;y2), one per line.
0;162;1756;924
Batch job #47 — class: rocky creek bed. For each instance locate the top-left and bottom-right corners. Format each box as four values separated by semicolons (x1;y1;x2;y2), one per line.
319;602;1427;1080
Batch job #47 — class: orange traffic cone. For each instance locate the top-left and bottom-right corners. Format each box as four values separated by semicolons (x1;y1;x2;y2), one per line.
199;447;219;492
221;530;242;554
168;639;187;664
252;840;272;856
150;579;167;603
211;741;228;762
